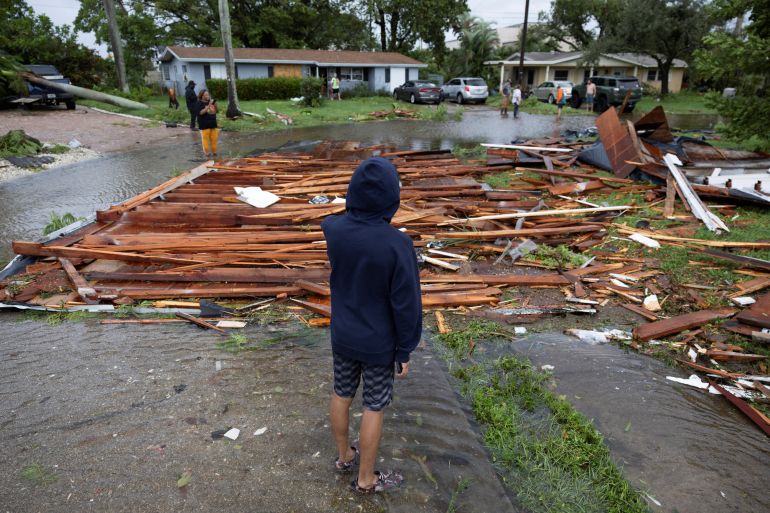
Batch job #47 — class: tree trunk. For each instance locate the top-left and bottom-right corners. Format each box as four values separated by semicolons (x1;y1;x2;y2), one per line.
20;73;149;109
659;60;672;96
389;12;399;51
377;7;387;51
102;0;129;93
218;0;241;119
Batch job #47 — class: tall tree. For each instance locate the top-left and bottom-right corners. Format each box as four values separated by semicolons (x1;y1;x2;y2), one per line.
609;0;710;95
101;0;128;92
372;0;468;57
218;0;241;118
538;0;623;51
695;0;770;148
443;15;499;81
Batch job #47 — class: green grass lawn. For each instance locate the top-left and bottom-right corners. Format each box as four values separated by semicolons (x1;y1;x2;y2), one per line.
79;95;437;131
635;91;717;115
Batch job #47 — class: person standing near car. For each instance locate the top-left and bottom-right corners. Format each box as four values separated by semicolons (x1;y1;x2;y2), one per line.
322;157;422;494
585;79;596;112
555;84;565;121
185;80;198;130
196;89;218;158
512;84;522;119
500;80;511;116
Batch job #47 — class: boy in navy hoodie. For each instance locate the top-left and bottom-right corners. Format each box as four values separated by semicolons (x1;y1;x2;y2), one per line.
321;156;422;493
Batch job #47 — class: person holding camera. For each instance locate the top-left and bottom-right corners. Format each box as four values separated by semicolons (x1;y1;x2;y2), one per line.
196;89;219;158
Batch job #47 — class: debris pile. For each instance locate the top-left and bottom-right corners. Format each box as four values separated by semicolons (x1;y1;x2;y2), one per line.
1;107;769;433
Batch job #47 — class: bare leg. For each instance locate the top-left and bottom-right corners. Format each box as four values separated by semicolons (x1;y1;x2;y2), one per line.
330;393;356;462
357;409;384;488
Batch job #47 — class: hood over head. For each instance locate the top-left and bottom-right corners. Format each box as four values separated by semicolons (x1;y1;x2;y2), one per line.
345;157;400;223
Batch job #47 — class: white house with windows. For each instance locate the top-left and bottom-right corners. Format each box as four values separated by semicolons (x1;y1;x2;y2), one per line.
158;46;426;96
486;51;688;93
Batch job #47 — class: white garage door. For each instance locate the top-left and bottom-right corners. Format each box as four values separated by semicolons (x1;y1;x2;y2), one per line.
389;67;406;92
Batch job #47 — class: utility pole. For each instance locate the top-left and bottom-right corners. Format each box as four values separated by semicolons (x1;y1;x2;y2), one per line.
102;0;128;92
218;0;242;118
517;0;530;86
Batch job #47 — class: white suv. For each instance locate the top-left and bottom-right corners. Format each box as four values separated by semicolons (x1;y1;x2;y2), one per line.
441;77;489;104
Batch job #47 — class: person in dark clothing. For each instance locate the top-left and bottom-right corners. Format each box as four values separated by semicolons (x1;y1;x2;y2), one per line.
185;80;198;130
321;157;422;494
195;89;218;158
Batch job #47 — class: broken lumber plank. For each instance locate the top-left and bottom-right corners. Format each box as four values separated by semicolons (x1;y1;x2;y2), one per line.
434;311;449;334
547;180;606;196
709;381;770;438
421;294;499;307
438;205;631;225
676;359;743;379
422;256;461;271
664;172;676;217
621;302;659;321
706;350;768;362
294;279;331;296
421;274;569;286
97;286;303;299
633;308;737;341
431;225;602;240
58;257;98;304
175;312;226;334
84;268;330;283
13;241;203;265
514;166;634;184
615;228;770;249
702;249;770;273
734;311;770;329
290;298;331;317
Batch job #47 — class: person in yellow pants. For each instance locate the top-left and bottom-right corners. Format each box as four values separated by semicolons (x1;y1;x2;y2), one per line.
196;89;219;158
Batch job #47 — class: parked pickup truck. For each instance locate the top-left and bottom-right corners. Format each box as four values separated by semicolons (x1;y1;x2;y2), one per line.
570;75;642;113
22;64;76;110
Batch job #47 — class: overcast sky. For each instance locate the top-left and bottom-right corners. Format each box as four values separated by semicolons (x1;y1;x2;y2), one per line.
27;0;554;52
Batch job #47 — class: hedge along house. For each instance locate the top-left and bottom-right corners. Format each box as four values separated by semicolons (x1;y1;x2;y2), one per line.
158;46;426;96
485;51;687;93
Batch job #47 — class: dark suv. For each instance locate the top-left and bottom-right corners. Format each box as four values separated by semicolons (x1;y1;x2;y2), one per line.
23;64;76;110
571;75;642;113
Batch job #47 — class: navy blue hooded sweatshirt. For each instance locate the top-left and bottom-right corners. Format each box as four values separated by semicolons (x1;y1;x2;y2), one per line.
321;157;422;365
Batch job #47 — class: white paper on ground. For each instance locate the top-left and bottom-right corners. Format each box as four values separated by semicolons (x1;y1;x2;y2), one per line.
666;374;720;394
514;326;527;335
731;296;756;306
331;197;346;204
234;186;280;208
224;428;240;440
254;426;267;436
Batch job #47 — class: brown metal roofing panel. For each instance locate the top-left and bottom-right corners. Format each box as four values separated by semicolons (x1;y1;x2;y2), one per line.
596;108;641;178
167;46;424;65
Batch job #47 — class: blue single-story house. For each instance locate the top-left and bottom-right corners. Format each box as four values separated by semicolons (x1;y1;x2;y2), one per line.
158;46;427;95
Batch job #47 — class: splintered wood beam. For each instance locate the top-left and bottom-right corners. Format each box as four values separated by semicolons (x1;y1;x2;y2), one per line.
632;308;737;341
294;279;331;296
421;274;569;286
438;205;630;225
290;298;332;317
176;312;226;334
431;225;602;239
13;241;203;265
85;268;330;283
58;257;98;305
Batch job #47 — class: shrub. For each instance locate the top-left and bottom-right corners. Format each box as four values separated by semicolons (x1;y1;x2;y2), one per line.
206;77;303;101
300;77;323;107
641;81;660;97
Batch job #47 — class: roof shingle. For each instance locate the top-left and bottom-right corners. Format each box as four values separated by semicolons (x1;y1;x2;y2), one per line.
162;46;425;66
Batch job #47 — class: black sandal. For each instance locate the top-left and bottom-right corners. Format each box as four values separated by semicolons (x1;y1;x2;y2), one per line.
350;470;404;493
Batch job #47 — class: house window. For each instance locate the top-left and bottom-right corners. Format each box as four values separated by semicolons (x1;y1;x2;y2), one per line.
235;65;239;79
385;67;390;82
267;65;274;78
204;64;211;80
162;65;170;80
647;69;659;81
182;65;187;73
553;69;569;81
340;67;363;80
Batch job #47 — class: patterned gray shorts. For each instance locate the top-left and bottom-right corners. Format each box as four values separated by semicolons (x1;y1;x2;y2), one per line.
333;353;394;411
